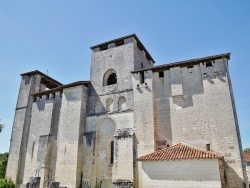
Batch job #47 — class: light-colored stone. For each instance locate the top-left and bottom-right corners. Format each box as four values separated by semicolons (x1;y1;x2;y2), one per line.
6;35;246;188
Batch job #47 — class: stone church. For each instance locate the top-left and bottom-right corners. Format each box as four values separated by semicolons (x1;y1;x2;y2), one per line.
6;34;247;188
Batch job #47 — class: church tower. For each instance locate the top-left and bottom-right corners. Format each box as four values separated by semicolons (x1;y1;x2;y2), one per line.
83;34;155;187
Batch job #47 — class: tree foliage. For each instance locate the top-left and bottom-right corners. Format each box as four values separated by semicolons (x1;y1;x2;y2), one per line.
0;120;4;133
0;153;8;178
0;153;16;188
244;148;250;153
0;178;16;188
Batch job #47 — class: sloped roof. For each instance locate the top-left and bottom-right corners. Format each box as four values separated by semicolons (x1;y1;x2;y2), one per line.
138;143;224;161
244;152;250;162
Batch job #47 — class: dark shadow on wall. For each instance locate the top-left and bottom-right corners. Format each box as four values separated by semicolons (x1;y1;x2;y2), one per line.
86;84;105;116
172;95;193;108
36;100;46;111
223;162;246;188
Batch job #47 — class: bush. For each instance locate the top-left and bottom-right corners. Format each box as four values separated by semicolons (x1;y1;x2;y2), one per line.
0;178;16;188
0;153;8;178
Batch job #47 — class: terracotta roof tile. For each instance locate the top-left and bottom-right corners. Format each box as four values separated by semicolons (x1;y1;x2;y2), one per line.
244;152;250;162
138;143;224;161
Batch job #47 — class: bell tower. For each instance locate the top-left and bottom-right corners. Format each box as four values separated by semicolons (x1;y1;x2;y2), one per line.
87;34;155;115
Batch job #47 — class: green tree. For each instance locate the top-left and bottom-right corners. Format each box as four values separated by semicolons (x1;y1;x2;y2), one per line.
0;178;16;188
244;148;250;153
0;119;4;133
0;153;8;178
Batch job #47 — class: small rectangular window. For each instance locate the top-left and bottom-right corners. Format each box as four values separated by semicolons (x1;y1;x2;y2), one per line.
206;62;213;67
140;71;145;84
159;71;164;78
206;144;210;151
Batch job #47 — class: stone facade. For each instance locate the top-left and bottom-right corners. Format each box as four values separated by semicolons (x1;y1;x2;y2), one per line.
140;159;222;188
6;34;246;188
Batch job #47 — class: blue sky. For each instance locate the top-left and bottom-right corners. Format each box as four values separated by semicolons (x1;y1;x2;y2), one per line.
0;0;249;153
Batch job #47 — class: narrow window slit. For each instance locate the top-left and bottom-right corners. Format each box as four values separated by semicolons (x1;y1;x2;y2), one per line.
140;71;145;84
31;141;35;159
111;141;114;164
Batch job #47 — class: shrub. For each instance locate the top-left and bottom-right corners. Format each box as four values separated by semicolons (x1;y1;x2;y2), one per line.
0;153;8;178
0;177;16;188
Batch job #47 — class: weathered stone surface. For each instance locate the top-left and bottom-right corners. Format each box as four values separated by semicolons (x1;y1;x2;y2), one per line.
6;34;246;188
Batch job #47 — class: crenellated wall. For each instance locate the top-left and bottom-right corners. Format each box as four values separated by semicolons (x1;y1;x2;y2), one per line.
151;58;245;187
23;92;61;187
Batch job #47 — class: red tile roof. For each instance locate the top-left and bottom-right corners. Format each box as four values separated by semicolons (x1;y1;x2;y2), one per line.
138;143;224;161
244;152;250;162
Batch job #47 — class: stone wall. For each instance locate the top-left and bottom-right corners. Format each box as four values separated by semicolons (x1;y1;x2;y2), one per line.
55;85;88;188
152;58;245;187
82;112;134;187
140;159;222;188
132;70;155;188
6;74;41;185
22;95;55;187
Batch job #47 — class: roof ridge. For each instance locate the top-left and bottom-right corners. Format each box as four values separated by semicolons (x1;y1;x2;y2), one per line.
138;142;224;161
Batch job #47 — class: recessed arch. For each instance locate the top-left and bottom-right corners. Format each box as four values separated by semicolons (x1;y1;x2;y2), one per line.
95;118;116;187
103;69;117;86
106;98;113;112
118;96;126;111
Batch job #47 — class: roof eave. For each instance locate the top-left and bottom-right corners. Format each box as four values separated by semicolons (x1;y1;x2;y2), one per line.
131;53;230;73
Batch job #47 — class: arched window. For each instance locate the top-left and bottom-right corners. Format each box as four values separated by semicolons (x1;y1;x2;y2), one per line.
107;73;117;85
106;98;113;112
103;69;117;86
118;96;126;111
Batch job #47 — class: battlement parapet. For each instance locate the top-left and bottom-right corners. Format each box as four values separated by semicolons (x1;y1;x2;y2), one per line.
21;70;62;89
31;81;90;102
90;33;155;64
131;53;230;73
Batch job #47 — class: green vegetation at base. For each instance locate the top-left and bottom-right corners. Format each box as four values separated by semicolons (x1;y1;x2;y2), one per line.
0;153;17;188
0;153;8;178
0;178;16;188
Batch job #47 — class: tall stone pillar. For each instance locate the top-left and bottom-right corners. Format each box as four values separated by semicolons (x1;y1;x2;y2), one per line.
112;128;134;188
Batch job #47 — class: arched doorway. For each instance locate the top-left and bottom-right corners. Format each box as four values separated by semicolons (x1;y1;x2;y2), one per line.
95;118;116;188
